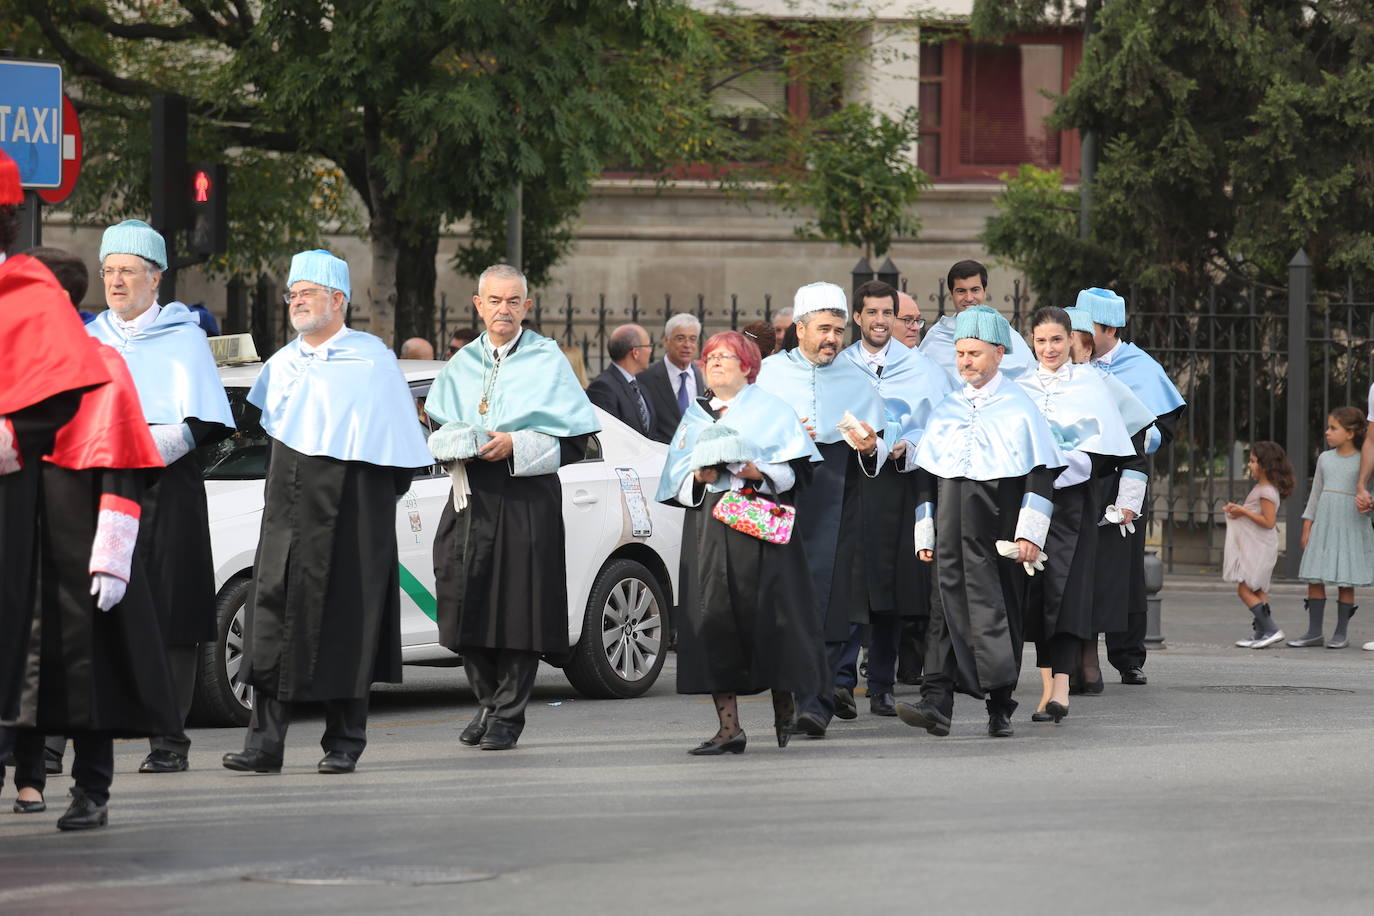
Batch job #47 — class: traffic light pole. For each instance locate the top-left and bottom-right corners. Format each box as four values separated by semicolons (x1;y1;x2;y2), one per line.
15;190;42;250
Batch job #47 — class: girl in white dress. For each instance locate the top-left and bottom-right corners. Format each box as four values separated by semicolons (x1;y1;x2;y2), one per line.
1223;441;1294;648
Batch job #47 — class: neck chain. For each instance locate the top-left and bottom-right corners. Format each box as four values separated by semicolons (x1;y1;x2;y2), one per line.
479;341;505;416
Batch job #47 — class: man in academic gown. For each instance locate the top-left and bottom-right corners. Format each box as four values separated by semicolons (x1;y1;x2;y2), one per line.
842;281;952;715
898;306;1065;738
1080;288;1187;686
427;264;600;751
920;259;1034;384
756;282;890;738
222;250;432;775
86;219;235;774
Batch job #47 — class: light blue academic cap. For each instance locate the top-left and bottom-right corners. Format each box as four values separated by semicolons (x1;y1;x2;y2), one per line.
100;219;168;270
1064;306;1095;334
288;249;351;301
953;304;1011;349
1076;287;1126;328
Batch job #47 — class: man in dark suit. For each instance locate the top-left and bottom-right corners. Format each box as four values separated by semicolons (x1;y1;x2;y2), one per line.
586;324;655;436
637;313;704;443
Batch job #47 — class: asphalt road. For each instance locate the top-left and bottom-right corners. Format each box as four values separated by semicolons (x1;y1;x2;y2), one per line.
3;579;1373;915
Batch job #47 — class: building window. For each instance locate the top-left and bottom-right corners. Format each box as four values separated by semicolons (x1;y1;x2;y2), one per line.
919;30;1082;182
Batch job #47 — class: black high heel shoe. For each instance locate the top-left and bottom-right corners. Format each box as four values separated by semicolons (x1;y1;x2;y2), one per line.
773;691;796;748
1031;708;1053;723
688;732;747;756
1045;700;1069;723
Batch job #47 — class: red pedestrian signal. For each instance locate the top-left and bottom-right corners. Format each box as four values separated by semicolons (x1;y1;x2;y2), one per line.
194;169;210;203
187;161;227;255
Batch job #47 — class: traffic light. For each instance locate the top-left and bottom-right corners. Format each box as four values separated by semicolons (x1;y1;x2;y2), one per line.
187;161;227;255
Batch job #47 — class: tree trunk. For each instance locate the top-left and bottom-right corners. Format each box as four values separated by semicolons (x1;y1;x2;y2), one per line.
395;219;439;349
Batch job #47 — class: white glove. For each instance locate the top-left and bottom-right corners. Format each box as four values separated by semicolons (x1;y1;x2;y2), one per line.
446;460;472;511
1102;505;1136;537
995;539;1047;576
0;416;21;475
90;573;126;611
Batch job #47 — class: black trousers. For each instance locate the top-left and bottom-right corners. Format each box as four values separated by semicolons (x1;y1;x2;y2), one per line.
1106;610;1148;672
0;728;46;793
865;613;904;695
799;624;863;725
897;617;928;682
245;693;369;759
150;643;199;756
461;647;541;735
1035;633;1080;677
920;631;1017;720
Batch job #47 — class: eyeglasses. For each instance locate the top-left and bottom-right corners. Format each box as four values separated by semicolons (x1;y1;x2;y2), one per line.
631;342;653;351
898;316;927;330
282;287;329;305
703;353;741;366
98;267;148;281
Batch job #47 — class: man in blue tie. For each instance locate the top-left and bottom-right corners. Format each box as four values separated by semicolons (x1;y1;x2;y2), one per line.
637;313;705;443
587;324;655;436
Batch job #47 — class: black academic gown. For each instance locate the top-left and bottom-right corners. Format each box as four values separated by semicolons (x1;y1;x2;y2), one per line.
12;465;180;737
793;440;879;642
138;418;230;646
849;459;929;623
668;406;827;697
433;436;590;654
1025;475;1102;644
0;394;80;722
244;440;413;702
919;466;1057;697
1091;428;1152;634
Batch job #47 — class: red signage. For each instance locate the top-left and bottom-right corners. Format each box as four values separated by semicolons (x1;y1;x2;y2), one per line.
37;95;81;205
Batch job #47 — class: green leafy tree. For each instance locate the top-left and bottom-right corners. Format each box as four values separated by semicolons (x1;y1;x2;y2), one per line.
976;0;1374;300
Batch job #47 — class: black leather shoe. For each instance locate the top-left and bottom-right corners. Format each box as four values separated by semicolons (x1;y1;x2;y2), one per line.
459;709;489;747
139;749;188;773
793;711;828;738
869;692;897;717
833;687;858;720
895;701;951;736
1121;667;1148;686
987;711;1014;737
13;797;46;814
221;749;283;773
56;789;107;831
479;723;518;750
318;751;357;774
1044;700;1069;723
1030;709;1053;722
687;732;747;756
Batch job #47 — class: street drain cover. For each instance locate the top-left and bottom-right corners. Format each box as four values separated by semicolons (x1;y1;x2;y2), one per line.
1198;685;1353;695
242;865;496;886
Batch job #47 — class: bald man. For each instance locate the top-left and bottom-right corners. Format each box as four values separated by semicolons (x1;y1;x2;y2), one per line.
586;323;655;436
896;292;924;348
400;338;435;361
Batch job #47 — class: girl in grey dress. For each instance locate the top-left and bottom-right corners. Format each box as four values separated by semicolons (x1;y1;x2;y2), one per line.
1224;441;1294;648
1290;407;1374;648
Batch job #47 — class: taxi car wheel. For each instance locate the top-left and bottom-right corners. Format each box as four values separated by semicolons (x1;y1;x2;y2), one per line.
564;558;669;699
190;575;254;728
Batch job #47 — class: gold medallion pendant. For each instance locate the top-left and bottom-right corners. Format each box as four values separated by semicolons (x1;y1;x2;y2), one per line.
478;399;489;415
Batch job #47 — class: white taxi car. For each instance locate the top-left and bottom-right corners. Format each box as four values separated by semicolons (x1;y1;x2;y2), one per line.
189;358;682;726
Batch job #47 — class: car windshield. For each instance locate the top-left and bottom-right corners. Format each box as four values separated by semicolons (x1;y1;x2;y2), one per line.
198;387;269;480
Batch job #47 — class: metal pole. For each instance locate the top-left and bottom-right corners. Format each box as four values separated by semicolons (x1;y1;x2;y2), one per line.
16;190;41;250
1285;249;1313;577
505;181;522;270
1079;0;1100;240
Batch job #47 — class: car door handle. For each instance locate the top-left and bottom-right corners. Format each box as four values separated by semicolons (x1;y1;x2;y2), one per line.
572;491;599;506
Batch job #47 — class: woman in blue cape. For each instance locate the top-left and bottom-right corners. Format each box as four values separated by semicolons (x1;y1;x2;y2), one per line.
1017;307;1139;724
657;332;825;755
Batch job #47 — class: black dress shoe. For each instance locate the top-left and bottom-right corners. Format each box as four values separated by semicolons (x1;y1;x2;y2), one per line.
869;692;897;717
13;797;46;814
459;709;489;747
1030;709;1054;723
221;749;283;773
833;687;858;720
56;789;107;831
793;711;828;738
987;711;1014;737
318;751;358;774
479;723;518;750
895;701;951;736
1045;700;1069;723
139;749;188;773
1121;667;1148;686
687;732;747;756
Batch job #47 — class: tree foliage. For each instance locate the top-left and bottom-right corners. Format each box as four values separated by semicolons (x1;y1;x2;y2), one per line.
977;0;1374;300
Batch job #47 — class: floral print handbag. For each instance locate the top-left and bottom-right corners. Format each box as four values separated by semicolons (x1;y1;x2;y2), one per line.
711;488;796;545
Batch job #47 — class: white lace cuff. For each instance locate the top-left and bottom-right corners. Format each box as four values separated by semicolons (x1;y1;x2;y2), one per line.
730;460;794;494
0;416;20;475
150;423;194;465
676;472;705;507
1015;492;1053;548
1116;469;1148;516
90;494;141;582
913;502;935;553
510;430;560;477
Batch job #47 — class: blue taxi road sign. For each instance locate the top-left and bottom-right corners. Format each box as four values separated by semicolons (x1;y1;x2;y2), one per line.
0;60;64;188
